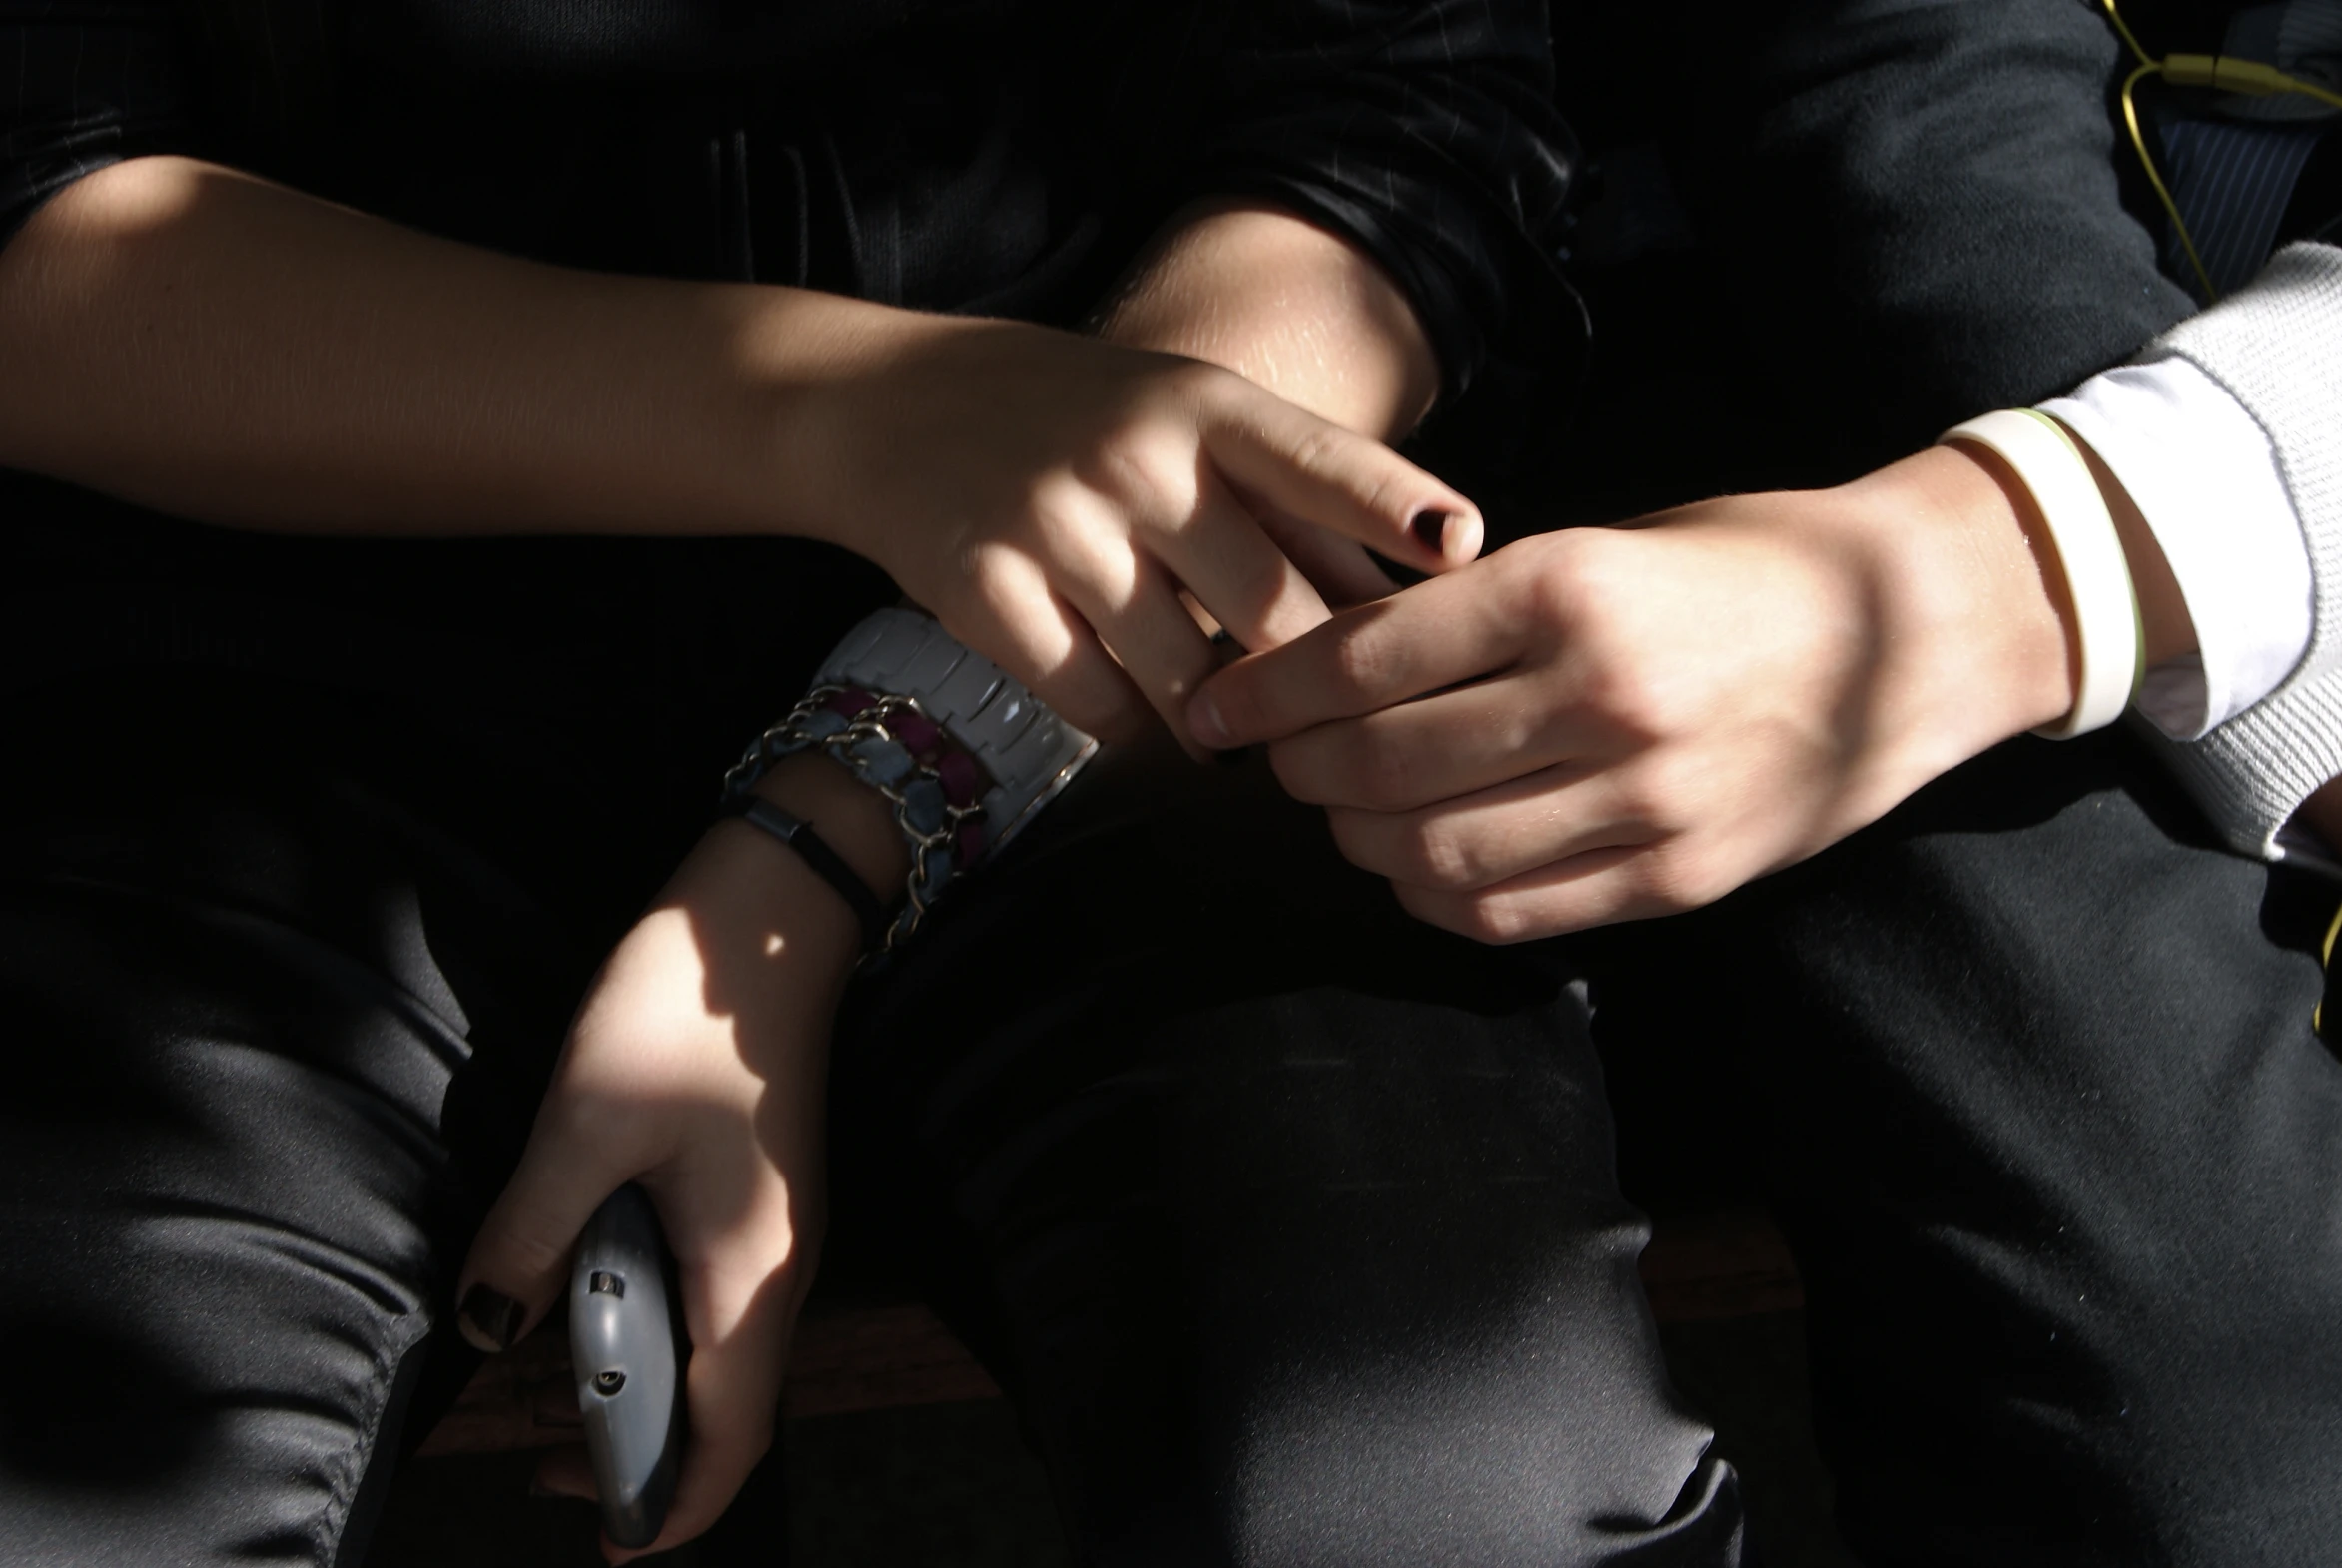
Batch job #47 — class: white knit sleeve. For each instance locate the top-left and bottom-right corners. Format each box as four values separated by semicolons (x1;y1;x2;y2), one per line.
2134;242;2342;861
2037;358;2310;739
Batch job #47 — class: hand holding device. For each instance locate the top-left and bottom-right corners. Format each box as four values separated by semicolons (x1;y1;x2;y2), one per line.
572;1183;689;1549
455;820;840;1556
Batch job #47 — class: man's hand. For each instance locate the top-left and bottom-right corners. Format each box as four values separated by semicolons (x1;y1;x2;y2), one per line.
1187;445;2088;941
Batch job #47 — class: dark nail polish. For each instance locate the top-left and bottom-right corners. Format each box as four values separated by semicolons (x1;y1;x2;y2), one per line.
458;1283;524;1353
1411;509;1451;553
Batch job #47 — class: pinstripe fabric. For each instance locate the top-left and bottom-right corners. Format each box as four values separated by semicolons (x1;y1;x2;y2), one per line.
2153;109;2330;299
0;0;1576;392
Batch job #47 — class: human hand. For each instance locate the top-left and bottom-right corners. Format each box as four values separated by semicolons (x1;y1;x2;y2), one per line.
1186;445;2081;940
776;309;1482;748
453;816;863;1560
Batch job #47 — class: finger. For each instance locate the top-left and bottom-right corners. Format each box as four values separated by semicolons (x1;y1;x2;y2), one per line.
1187;562;1523;749
614;1182;807;1562
1255;506;1402;608
1325;762;1653;892
1199;381;1484;574
1147;468;1336;653
456;1097;643;1354
934;550;1153;742
1059;549;1226;758
1265;673;1612;811
532;1445;596;1502
1393;837;1725;944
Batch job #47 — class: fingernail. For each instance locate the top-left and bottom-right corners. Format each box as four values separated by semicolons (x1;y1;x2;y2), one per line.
1187;690;1232;750
1449;512;1485;562
1411;509;1452;554
457;1283;524;1353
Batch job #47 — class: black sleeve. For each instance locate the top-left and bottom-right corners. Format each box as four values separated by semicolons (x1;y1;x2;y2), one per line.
1;2;195;251
1738;0;2197;445
1139;0;1579;397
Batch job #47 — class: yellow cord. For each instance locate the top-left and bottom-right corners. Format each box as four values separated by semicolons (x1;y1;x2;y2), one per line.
2103;0;2154;69
2103;0;2342;1032
2120;62;2220;302
2100;0;2342;306
2316;899;2342;1035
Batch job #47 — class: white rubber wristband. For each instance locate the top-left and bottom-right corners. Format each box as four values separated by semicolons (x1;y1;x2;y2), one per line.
1940;408;2143;739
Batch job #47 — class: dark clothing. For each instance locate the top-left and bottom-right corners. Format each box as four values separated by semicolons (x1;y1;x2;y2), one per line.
9;3;2342;1568
0;0;1577;723
13;671;2342;1568
1587;732;2342;1568
0;0;1575;393
0;667;1749;1566
0;2;1613;1561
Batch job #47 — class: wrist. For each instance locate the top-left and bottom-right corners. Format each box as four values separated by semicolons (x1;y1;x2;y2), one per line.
682;753;910;1007
1834;444;2080;750
714;289;973;552
748;753;913;894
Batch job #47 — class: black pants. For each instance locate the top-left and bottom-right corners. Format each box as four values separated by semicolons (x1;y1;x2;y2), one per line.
8;8;2337;1561
0;635;1739;1567
8;612;2342;1566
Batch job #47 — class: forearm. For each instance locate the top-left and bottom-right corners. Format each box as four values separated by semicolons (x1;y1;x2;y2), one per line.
1093;201;1439;440
0;156;906;537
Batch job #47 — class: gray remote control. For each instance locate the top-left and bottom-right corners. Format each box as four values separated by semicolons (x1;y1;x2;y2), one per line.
571;1183;688;1548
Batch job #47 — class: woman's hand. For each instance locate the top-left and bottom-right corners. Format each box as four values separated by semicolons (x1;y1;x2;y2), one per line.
772;309;1482;747
4;167;1474;755
452;778;877;1561
1187;444;2093;940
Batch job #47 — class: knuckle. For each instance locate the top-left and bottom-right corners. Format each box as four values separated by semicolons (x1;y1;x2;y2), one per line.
1397;878;1509;944
1024;473;1101;547
954;535;1025;608
1451;889;1533;946
1571;652;1671;745
1612;751;1703;835
1326;625;1393;698
1607;776;1671;837
1349;733;1420;811
482;1216;572;1285
1083;433;1195;518
1635;842;1733;915
1520;535;1594;621
1283;421;1354;485
1519;533;1623;633
1407;821;1486;891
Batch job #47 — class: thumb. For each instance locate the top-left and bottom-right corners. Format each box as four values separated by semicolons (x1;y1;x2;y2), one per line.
456;1107;636;1353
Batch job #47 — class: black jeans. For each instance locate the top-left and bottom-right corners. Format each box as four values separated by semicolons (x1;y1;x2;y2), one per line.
0;641;1743;1567
8;8;2338;1562
9;614;2342;1566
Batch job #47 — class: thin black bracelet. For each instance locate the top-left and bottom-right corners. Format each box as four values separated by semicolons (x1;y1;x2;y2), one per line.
717;795;891;953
